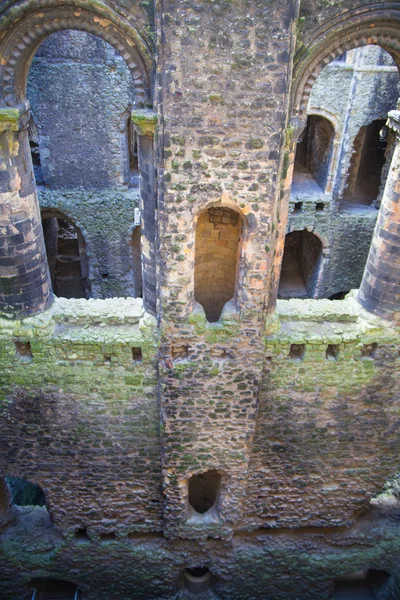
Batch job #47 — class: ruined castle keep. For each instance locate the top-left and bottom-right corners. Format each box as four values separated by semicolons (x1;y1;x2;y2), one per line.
1;1;400;599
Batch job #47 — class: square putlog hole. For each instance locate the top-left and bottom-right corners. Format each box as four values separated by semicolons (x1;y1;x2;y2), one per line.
171;344;189;361
289;344;305;361
326;344;340;361
14;340;33;363
315;202;325;211
361;343;377;359
132;347;143;363
293;201;303;213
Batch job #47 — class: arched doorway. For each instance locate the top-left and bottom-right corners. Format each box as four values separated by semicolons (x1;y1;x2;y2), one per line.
343;120;393;205
41;212;90;299
278;231;323;299
294;114;335;192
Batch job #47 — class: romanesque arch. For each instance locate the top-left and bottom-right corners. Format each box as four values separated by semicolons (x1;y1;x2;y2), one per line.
291;7;400;117
0;0;153;107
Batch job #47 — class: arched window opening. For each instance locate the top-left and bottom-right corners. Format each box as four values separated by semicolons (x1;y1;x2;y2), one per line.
28;579;80;600
333;570;391;600
294;115;334;192
127;118;139;187
5;477;46;508
194;207;243;322
26;30;136;189
278;231;323;299
131;226;143;298
188;470;221;516
343;120;390;206
28;117;44;186
42;214;90;299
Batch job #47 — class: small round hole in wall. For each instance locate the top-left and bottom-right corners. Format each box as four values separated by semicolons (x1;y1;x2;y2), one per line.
184;567;211;594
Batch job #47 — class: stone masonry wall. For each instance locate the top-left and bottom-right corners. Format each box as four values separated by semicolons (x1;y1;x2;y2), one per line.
0;298;162;533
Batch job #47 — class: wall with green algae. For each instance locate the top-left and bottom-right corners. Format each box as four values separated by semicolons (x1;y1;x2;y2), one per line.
245;294;400;530
0;501;400;600
0;297;162;533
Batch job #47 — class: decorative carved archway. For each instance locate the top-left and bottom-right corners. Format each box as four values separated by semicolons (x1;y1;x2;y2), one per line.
291;4;400;116
0;0;154;107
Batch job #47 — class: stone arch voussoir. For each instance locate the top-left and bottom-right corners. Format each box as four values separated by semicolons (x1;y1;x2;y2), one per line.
292;6;400;117
0;2;154;107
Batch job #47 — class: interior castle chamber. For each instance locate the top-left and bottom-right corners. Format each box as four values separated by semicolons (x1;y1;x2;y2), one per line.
0;1;400;599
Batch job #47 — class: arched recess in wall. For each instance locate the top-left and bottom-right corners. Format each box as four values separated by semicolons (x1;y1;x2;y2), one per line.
293;114;335;193
343;120;394;206
41;210;90;299
194;206;245;322
278;230;324;299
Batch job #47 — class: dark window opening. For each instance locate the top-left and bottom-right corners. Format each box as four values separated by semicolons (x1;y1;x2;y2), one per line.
294;115;334;192
128;120;139;187
184;567;212;594
334;570;391;600
329;291;350;300
131;226;143;298
293;201;303;213
5;477;46;507
194;207;243;322
171;344;189;361
361;343;377;359
343;120;388;205
14;340;33;363
278;230;323;299
28;117;44;186
100;532;116;541
104;354;112;363
289;344;305;361
326;344;340;361
188;470;221;515
132;347;143;363
74;528;89;542
42;215;90;299
315;202;325;211
28;579;80;600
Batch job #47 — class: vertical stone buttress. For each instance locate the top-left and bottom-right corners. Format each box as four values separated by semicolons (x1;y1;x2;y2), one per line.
358;110;400;322
157;0;299;538
131;110;158;316
0;106;53;318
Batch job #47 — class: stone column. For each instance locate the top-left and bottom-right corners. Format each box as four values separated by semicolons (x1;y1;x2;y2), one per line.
358;110;400;322
131;109;158;316
0;105;53;319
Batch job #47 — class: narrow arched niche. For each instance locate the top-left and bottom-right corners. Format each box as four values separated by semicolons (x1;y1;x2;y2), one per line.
41;213;90;299
278;231;323;299
188;470;221;515
194;207;243;322
294;114;334;192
